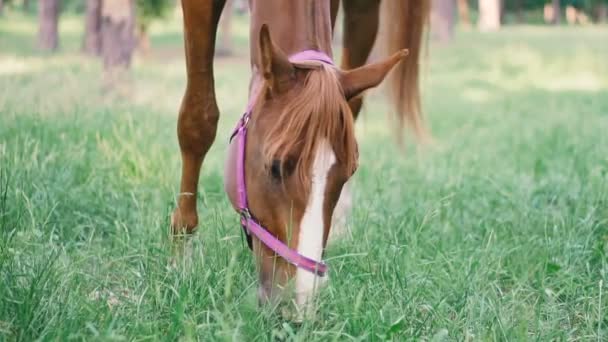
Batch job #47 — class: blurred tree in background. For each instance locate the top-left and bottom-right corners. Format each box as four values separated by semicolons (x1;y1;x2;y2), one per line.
479;0;502;30
598;1;608;21
432;0;456;42
81;0;173;57
457;0;472;27
83;0;101;55
100;0;135;93
135;0;172;54
429;0;607;43
451;0;608;25
37;0;59;51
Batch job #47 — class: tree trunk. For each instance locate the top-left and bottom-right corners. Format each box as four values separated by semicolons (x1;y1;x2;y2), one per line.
24;0;31;11
83;0;102;56
137;23;150;56
101;0;136;94
457;0;471;28
565;5;577;24
431;0;455;43
0;0;4;16
217;0;233;56
515;0;524;23
552;0;561;24
478;0;501;31
38;0;60;51
597;4;608;23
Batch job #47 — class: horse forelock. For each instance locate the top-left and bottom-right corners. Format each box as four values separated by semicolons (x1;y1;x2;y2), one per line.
254;62;357;196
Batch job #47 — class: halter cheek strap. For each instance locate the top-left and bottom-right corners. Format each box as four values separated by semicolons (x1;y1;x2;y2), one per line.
229;50;334;277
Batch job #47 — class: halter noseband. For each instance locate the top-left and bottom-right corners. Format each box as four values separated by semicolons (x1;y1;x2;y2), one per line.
230;50;334;277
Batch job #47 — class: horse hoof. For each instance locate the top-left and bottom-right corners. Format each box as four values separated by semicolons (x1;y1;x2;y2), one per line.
170;209;198;235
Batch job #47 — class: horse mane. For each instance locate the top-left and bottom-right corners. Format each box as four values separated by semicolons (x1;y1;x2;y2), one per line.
254;61;357;195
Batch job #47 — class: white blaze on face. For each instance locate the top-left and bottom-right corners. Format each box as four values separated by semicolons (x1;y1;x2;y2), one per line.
296;139;335;312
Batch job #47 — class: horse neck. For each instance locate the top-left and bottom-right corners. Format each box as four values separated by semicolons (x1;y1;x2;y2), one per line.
248;0;333;70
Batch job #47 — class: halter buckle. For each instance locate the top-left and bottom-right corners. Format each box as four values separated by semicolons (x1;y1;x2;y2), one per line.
242;115;250;127
240;208;252;220
239;208;253;249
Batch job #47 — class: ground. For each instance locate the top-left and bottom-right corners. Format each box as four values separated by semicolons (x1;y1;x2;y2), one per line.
1;12;607;341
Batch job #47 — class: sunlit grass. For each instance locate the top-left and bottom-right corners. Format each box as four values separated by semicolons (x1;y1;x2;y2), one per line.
1;13;607;340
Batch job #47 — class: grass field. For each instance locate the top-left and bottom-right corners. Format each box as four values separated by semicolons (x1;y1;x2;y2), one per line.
1;13;608;341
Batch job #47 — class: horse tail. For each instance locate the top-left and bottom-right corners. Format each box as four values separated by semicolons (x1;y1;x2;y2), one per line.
380;0;431;142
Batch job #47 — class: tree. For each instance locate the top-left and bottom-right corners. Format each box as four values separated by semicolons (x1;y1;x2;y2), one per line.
457;0;472;28
0;0;4;16
515;0;524;23
597;2;608;22
83;0;102;56
552;0;561;24
478;0;501;31
136;0;171;54
101;0;136;92
431;0;456;42
38;0;60;51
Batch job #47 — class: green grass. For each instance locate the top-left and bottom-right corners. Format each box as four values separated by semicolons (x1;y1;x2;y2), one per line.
1;13;608;341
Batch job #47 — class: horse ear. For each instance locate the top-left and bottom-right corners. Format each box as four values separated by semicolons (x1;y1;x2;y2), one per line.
340;49;409;100
258;24;294;93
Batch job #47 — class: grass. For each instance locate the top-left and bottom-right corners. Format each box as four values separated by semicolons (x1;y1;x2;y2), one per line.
1;12;608;341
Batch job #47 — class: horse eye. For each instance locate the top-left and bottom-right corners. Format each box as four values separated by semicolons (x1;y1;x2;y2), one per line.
270;160;282;180
269;159;296;180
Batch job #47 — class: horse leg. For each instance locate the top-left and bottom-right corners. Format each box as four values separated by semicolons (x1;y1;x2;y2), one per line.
171;0;226;236
341;0;381;120
330;0;340;32
331;0;381;240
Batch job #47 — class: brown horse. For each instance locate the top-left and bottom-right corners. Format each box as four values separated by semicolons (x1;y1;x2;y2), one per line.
172;0;429;313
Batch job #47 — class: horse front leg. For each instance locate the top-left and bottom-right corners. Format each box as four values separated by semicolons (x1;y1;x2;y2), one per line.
331;0;381;240
172;0;226;235
341;0;381;120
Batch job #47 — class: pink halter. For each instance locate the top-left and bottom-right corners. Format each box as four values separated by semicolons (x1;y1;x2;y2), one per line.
228;50;334;277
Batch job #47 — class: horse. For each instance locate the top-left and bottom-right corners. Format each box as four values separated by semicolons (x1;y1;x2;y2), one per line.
171;0;430;314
